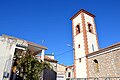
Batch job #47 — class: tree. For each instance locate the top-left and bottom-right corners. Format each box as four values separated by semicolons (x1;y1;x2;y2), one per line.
15;49;50;80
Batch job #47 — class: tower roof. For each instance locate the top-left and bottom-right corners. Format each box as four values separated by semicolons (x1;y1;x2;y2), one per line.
70;9;95;20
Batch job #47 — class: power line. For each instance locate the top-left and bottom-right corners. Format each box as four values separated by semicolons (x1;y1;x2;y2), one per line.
55;49;73;57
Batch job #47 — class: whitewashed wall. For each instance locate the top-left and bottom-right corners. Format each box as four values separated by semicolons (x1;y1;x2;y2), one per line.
57;64;66;80
72;13;87;78
0;35;28;80
0;36;16;80
72;12;99;78
84;13;99;53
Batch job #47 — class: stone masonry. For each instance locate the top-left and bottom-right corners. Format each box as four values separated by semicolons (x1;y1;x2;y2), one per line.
88;45;120;79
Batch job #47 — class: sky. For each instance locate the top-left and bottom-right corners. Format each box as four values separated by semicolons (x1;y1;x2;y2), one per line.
0;0;120;66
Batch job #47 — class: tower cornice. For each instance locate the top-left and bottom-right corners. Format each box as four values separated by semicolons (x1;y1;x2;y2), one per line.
70;9;95;20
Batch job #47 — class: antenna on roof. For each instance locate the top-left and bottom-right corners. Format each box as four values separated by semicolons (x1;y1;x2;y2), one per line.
42;40;45;44
52;52;54;55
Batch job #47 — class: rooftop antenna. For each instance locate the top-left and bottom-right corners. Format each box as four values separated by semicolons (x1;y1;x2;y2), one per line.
42;40;45;44
52;52;54;55
67;43;74;49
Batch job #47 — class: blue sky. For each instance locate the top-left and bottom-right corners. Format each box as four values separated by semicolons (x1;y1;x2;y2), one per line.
0;0;120;66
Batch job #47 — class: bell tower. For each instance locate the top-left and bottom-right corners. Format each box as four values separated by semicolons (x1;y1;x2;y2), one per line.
70;9;99;78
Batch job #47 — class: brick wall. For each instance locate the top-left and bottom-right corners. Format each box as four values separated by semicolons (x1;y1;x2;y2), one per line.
88;49;120;78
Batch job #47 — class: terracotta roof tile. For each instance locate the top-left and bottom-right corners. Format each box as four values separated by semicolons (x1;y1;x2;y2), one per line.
44;56;58;63
66;65;74;69
36;56;58;63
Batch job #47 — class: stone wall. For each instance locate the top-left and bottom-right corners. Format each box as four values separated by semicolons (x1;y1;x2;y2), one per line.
43;68;57;80
88;49;120;78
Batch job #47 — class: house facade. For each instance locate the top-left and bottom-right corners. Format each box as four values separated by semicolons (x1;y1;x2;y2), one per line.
57;64;66;80
36;54;58;80
57;64;74;80
0;34;47;80
66;65;74;80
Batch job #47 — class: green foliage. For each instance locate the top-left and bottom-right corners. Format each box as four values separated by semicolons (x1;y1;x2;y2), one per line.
16;49;50;80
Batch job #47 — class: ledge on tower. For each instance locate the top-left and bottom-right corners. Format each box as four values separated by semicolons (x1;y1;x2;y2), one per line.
70;9;95;20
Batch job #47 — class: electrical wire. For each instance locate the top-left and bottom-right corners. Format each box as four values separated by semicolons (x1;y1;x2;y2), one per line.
55;49;73;57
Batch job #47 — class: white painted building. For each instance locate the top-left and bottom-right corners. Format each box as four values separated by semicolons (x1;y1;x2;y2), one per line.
57;64;74;80
57;64;66;80
66;65;74;80
0;34;47;80
70;9;99;78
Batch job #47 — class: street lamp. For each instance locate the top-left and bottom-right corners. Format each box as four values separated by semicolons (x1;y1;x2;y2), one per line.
67;44;85;62
66;43;75;63
67;44;74;50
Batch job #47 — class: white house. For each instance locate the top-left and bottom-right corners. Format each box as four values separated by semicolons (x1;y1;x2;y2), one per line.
57;64;66;80
66;65;74;80
0;34;47;80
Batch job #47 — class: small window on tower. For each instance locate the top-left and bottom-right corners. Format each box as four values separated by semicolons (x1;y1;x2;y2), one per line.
79;58;81;62
78;44;80;48
88;23;93;33
76;25;80;35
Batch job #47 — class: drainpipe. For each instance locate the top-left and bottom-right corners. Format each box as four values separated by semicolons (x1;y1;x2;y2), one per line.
41;50;45;61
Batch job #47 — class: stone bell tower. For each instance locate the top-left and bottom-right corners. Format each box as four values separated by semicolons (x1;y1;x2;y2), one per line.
70;9;99;78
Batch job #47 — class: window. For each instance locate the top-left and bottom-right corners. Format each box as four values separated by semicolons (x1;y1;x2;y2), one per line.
88;23;93;33
92;44;94;52
79;58;81;62
93;59;99;72
78;44;80;48
76;25;80;35
94;59;98;63
66;68;68;71
68;72;71;77
57;76;64;78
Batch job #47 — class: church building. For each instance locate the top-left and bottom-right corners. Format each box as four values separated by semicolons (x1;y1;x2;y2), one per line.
70;9;120;79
